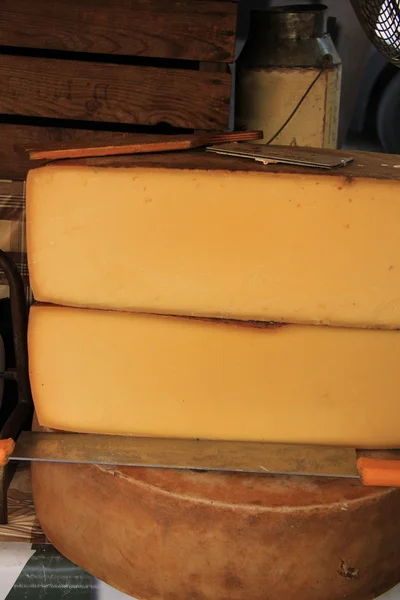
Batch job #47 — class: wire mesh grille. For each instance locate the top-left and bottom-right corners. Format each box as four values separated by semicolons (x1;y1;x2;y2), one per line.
351;0;400;66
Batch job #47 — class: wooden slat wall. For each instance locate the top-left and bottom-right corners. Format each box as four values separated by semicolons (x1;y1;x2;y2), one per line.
0;0;238;179
0;55;231;130
0;0;238;62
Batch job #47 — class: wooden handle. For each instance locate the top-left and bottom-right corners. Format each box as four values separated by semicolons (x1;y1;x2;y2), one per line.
0;438;16;467
357;457;400;487
28;137;194;161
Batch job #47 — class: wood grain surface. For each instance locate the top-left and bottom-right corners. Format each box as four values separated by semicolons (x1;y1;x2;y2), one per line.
0;0;238;62
28;131;262;161
0;55;232;130
51;146;400;182
0;123;137;180
0;125;260;179
0;463;45;543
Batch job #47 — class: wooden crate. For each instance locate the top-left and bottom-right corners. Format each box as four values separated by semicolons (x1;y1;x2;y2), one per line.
1;0;237;62
0;0;238;179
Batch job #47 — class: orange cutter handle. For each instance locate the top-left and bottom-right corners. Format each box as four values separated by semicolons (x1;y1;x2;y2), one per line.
357;457;400;487
0;438;16;467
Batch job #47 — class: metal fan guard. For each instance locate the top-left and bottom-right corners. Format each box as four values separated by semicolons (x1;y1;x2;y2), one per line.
350;0;400;66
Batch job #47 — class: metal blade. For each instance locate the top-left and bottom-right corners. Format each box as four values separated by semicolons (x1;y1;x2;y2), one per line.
206;143;354;169
10;431;359;478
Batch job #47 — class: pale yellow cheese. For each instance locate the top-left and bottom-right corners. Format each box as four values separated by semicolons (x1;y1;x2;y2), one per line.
29;304;400;447
26;156;400;328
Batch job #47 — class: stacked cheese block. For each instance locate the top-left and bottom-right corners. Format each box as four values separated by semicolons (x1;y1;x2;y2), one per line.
28;150;400;447
26;149;400;600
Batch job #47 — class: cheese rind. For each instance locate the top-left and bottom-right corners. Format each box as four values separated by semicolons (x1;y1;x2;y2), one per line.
29;304;400;447
27;161;400;328
32;461;400;600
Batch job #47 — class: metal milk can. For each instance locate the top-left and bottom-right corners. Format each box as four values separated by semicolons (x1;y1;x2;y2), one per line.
235;4;342;148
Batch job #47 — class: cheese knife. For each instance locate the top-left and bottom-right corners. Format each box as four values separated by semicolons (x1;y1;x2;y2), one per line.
2;432;400;487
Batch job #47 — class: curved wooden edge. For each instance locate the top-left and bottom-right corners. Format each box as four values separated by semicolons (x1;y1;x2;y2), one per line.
0;439;16;467
357;457;400;487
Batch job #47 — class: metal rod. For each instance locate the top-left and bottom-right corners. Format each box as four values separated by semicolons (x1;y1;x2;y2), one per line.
0;462;18;525
0;251;33;524
0;370;17;381
0;250;32;409
1;403;33;442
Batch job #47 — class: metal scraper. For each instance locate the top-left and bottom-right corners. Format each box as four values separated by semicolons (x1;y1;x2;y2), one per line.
6;431;400;487
206;142;354;169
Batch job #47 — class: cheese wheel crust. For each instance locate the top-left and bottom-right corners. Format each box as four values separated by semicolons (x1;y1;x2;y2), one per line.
32;462;400;600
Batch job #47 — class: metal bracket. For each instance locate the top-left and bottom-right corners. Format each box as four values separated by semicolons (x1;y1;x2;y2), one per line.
0;250;33;524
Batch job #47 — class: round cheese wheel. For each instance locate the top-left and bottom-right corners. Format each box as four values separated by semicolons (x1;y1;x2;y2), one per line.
32;462;400;600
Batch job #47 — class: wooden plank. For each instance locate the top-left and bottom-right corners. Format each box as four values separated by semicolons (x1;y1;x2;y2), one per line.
0;125;260;180
0;123;136;180
200;63;230;73
28;131;262;161
0;0;238;62
0;55;232;131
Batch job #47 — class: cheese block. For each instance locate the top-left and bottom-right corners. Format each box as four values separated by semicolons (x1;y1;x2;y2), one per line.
26;149;400;328
31;460;400;600
29;303;400;447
